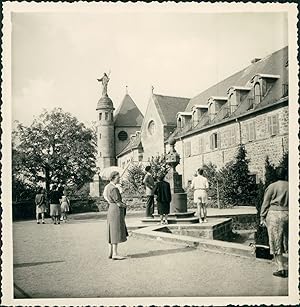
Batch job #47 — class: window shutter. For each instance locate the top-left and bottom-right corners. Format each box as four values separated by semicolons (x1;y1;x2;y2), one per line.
245;123;249;142
210;135;213;150
233;127;237;145
274;114;279;135
267;116;272;135
249;122;253;141
253;122;256;140
199;137;203;154
217;133;221;149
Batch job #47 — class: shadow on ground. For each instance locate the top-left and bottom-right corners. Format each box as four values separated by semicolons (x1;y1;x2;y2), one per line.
127;246;195;259
14;260;65;268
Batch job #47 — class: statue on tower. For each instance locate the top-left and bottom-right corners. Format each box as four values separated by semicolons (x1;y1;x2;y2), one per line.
97;72;110;97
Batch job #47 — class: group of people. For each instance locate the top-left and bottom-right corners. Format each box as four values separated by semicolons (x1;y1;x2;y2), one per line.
35;185;70;225
144;166;210;223
103;164;289;279
143;165;172;225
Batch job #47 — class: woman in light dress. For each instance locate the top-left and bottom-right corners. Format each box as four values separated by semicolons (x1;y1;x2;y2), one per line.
35;187;47;224
103;171;128;260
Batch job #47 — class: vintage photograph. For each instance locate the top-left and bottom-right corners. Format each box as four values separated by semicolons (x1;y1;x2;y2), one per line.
2;2;299;306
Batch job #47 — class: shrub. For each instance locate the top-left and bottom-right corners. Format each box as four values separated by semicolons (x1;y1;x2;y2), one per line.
255;151;289;247
264;156;277;187
202;162;219;205
218;145;257;207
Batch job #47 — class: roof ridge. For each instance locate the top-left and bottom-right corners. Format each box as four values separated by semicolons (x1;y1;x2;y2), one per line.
153;93;191;100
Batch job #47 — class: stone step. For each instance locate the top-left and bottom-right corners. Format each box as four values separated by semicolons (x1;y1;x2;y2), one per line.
132;226;254;258
152;211;196;219
141;217;199;224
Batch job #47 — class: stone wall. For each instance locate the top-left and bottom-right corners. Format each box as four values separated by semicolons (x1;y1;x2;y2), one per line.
140;96;165;160
178;103;288;184
114;126;140;156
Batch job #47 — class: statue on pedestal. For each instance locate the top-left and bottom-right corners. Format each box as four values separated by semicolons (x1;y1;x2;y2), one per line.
165;137;187;212
97;72;110;97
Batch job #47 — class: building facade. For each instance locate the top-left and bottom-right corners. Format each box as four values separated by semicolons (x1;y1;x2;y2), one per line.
94;46;289;194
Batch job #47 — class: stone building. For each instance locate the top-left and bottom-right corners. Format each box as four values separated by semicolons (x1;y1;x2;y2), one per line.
168;46;288;185
92;46;288;195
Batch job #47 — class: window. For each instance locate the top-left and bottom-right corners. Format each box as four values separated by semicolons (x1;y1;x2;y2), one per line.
254;83;261;105
105;112;108;120
282;84;288;97
268;114;279;136
99;152;102;157
99;113;102;120
210;132;220;150
177;117;182;129
118;131;128;141
99;133;101;139
184;142;191;157
148;120;156;135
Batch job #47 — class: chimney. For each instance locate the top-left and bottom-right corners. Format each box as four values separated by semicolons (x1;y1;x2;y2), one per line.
251;58;261;64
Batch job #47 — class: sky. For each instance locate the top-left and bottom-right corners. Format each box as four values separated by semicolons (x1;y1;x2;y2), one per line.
12;10;288;127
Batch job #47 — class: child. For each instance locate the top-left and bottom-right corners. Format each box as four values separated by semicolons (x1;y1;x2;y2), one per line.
60;192;70;222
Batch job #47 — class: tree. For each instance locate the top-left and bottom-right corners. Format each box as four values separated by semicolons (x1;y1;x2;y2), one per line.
121;163;146;196
13;108;97;197
202;162;218;202
264;156;277;187
149;155;170;181
218;145;257;206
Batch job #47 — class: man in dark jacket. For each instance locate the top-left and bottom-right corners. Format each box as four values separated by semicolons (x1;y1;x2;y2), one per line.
143;166;155;218
154;174;171;225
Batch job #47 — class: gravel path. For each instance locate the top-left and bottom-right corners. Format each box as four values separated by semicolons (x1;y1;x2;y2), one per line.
13;218;288;298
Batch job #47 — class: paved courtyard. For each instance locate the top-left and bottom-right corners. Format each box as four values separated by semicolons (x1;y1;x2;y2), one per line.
13;214;288;298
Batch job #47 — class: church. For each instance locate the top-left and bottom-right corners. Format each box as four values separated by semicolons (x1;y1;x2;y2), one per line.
90;46;288;196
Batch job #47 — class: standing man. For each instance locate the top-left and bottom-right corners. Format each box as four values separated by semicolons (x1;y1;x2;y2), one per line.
143;166;155;218
191;168;209;223
260;167;288;277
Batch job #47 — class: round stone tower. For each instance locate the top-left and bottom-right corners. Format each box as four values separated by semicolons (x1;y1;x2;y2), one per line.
96;94;116;170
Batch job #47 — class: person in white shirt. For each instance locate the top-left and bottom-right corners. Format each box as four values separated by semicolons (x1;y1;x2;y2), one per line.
191;168;209;223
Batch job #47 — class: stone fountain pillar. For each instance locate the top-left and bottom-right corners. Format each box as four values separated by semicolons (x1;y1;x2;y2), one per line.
141;137;198;224
165;137;187;213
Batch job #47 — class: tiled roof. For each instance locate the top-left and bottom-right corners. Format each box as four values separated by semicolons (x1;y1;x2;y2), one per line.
169;46;288;141
116;132;142;158
153;94;190;126
114;94;144;127
185;46;288;111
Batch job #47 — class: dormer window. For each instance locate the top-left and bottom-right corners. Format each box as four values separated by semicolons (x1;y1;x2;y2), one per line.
191;105;208;127
208;97;227;121
249;73;280;103
227;86;251;114
282;84;288;97
177;112;192;129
